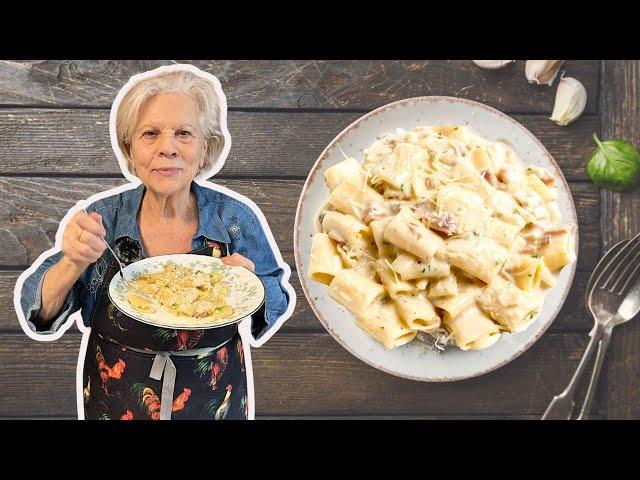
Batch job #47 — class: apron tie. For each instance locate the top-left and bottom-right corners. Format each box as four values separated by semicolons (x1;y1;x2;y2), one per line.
149;353;177;421
95;332;234;420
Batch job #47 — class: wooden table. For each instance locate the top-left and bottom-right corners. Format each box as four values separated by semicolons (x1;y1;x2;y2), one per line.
1;60;638;420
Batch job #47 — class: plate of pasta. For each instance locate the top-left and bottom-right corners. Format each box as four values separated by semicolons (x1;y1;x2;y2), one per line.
294;96;578;381
108;254;265;330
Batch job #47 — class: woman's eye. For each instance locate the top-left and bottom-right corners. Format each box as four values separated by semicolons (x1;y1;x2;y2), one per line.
142;131;158;137
178;130;193;137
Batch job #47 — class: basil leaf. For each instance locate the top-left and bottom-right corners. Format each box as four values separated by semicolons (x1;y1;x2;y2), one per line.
587;133;640;192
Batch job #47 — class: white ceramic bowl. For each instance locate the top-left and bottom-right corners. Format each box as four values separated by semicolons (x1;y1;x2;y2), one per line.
294;96;579;381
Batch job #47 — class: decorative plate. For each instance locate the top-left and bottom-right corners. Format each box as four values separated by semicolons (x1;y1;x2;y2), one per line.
108;254;265;330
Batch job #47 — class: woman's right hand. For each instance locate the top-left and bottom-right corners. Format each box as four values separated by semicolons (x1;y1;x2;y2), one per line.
61;210;108;271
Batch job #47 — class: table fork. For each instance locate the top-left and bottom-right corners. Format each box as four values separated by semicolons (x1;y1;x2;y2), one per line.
542;232;640;420
577;235;640;419
83;208;159;309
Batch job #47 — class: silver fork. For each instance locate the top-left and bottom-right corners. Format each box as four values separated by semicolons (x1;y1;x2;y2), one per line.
542;232;640;420
577;234;640;419
83;209;159;308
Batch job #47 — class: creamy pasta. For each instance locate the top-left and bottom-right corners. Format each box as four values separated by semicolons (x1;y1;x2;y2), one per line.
309;125;576;351
126;263;234;322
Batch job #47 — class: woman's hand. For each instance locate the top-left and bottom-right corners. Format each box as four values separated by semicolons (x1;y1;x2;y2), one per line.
221;253;255;272
61;210;108;271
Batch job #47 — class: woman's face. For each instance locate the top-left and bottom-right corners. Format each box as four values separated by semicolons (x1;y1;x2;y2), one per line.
130;92;205;197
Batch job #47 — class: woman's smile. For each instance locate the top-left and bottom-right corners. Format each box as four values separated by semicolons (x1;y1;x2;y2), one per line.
153;167;183;176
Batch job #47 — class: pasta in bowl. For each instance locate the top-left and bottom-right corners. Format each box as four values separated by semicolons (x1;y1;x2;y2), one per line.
295;97;578;381
125;263;234;320
108;254;265;329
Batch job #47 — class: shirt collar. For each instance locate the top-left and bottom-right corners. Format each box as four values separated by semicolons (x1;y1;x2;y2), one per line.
113;181;230;246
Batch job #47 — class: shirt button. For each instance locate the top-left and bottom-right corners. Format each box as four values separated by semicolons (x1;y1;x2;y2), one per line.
229;223;240;239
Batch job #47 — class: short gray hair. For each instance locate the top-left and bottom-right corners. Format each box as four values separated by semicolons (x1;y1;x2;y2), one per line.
116;70;225;177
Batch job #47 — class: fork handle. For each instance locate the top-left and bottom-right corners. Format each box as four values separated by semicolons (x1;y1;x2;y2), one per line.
542;322;605;420
577;324;614;420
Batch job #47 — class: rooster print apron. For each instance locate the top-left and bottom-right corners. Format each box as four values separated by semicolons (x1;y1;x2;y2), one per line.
82;238;249;420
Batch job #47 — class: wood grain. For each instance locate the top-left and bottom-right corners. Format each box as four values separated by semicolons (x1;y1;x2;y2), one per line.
0;332;594;417
599;61;640;419
0;60;600;113
0;109;599;180
0;177;600;270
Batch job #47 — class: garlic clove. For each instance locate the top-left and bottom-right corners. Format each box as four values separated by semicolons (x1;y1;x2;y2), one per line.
472;60;514;70
550;76;587;126
525;60;564;86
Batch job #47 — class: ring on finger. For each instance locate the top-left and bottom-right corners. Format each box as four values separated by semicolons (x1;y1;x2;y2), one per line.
76;226;84;241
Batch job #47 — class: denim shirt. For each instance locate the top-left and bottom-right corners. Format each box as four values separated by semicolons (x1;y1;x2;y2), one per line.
19;181;291;341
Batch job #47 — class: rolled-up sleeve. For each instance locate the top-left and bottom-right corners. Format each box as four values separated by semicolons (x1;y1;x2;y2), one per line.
20;251;82;335
233;209;291;342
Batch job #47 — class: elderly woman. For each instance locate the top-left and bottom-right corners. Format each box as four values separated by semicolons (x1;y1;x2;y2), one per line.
17;65;294;420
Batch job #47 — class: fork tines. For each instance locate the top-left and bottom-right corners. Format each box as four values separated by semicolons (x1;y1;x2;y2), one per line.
600;232;640;295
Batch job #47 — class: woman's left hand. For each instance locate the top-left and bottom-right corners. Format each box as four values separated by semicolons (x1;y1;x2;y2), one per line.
221;253;255;272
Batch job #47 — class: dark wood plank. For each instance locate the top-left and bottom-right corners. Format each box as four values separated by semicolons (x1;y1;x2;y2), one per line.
0;60;600;113
0;332;594;417
0;267;593;333
0;109;598;180
599;61;640;419
257;413;605;419
0;177;601;271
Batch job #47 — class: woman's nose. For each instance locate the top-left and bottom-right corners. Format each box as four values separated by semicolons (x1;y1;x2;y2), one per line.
158;132;179;157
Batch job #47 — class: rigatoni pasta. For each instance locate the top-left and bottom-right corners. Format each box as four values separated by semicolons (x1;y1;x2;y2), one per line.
308;124;576;351
127;264;234;320
308;233;343;285
443;304;501;351
328;268;385;315
356;301;418;349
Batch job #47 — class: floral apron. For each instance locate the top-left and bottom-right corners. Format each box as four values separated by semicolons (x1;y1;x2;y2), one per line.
82;239;248;420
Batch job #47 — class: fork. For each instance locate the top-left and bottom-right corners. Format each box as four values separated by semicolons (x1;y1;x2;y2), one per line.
542;232;640;420
577;234;640;419
83;208;159;309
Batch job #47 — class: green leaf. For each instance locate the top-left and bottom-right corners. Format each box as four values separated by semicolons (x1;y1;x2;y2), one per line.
153;328;176;342
194;358;212;377
200;396;223;420
130;382;149;408
587;133;640;192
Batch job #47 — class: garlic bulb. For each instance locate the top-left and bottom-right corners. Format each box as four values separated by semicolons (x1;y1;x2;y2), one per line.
525;60;564;86
472;60;514;70
550;77;587;126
